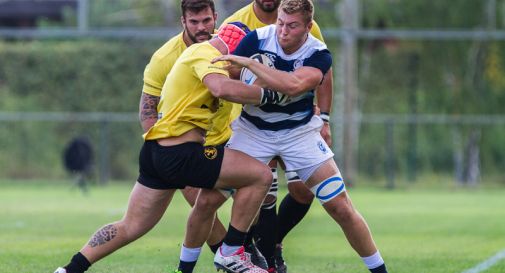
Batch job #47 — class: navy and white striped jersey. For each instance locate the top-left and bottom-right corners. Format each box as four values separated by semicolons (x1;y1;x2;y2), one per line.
234;24;332;131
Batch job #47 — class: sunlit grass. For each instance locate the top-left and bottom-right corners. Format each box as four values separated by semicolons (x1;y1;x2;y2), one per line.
1;180;504;273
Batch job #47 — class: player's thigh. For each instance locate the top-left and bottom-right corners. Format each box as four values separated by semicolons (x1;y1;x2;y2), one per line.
287;181;314;203
123;182;176;227
304;159;340;188
214;148;272;190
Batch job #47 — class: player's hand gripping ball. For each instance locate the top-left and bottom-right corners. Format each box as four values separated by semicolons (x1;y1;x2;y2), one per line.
239;53;275;86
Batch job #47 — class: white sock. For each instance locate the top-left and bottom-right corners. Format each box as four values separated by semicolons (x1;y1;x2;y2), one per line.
180;245;202;262
361;251;384;269
220;243;241;256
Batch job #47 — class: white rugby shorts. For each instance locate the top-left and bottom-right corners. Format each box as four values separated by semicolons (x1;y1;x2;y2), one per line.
227;115;334;178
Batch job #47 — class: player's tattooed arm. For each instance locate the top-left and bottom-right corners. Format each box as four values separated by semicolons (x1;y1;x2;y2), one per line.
139;92;160;133
88;224;118;247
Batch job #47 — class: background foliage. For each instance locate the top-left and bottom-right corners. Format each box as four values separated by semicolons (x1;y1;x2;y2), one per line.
1;0;505;185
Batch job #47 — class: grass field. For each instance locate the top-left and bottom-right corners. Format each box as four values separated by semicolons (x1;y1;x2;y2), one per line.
1;180;505;273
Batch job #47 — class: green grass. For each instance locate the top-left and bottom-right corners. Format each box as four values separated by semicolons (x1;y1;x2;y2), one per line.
1;181;505;273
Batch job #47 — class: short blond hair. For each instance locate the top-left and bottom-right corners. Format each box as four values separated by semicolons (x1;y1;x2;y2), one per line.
279;0;314;24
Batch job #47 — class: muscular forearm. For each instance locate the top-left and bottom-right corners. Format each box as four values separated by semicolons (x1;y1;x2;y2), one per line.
204;73;262;105
214;78;263;104
246;60;305;96
139;92;160;133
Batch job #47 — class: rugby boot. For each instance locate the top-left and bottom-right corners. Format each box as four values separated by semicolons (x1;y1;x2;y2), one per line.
245;241;269;270
214;246;268;273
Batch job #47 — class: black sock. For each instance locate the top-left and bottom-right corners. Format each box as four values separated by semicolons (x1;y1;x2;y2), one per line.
64;252;91;273
245;225;256;246
178;260;197;273
223;224;247;247
277;193;311;243
370;264;388;273
208;239;223;254
254;202;277;268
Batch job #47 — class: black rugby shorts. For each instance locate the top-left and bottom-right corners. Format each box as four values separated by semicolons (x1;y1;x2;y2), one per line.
137;140;224;190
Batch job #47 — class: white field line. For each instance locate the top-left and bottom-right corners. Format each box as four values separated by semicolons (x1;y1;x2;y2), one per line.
461;249;505;273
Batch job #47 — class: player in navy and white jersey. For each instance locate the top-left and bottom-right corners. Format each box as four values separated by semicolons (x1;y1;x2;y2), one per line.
189;1;389;273
233;24;330;132
220;3;334;272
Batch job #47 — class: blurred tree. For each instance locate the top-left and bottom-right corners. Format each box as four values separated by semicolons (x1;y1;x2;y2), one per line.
87;0;166;27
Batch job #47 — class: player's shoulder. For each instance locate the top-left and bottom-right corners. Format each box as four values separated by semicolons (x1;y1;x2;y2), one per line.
186;41;213;52
306;34;328;51
222;3;253;25
151;32;186;61
255;24;276;40
182;41;219;60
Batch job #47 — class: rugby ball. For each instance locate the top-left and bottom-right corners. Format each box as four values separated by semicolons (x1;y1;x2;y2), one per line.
240;53;275;85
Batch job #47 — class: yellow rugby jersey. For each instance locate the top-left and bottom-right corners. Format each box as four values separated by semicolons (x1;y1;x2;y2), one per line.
219;2;326;125
143;42;229;142
142;32;186;97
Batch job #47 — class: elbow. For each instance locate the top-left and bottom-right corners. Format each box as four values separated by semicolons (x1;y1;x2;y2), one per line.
209;86;224;98
283;78;319;96
209;86;227;99
280;77;308;96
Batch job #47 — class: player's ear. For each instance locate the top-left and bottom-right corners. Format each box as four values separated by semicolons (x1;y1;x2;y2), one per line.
180;15;185;27
213;12;218;22
306;20;313;32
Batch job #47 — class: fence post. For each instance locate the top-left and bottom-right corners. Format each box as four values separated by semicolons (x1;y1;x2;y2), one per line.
77;0;89;33
340;0;360;186
407;53;419;182
99;120;110;184
385;120;395;189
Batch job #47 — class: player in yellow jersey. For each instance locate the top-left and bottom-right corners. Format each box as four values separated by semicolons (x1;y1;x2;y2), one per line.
139;0;232;260
54;23;292;273
188;1;335;272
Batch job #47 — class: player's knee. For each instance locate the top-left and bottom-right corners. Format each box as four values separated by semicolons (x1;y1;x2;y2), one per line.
114;220;142;242
258;165;273;189
326;201;355;224
194;193;222;213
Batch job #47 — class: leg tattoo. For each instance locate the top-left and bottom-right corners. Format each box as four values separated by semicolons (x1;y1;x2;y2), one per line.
88;224;118;247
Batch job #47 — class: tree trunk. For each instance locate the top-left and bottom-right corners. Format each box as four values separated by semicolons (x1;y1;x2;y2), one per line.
465;129;481;186
452;126;465;185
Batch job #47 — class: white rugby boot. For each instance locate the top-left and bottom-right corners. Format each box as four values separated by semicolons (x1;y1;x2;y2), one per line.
214;246;268;273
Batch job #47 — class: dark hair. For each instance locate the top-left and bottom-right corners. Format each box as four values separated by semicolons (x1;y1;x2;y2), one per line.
181;0;215;17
